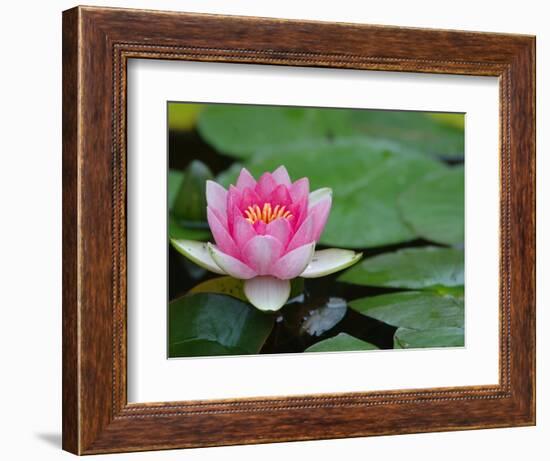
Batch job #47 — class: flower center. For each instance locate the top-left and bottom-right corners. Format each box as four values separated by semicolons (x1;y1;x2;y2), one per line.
244;203;293;224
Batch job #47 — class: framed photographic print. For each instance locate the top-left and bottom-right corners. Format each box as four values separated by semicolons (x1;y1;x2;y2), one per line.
62;5;535;455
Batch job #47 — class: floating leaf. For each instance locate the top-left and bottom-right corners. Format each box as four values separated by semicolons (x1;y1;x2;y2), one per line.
399;166;464;245
169;293;274;357
219;139;444;248
300;297;347;337
305;333;378;352
168;103;203;131
168;169;184;210
349;291;464;330
189;276;247;301
394;327;464;349
172;160;213;222
339;246;464;289
168;161;212;241
168;216;210;241
349;110;464;159
198;105;356;159
432;285;465;298
198;104;463;160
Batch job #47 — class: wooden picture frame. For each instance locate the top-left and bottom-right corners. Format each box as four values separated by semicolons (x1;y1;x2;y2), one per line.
62;5;535;455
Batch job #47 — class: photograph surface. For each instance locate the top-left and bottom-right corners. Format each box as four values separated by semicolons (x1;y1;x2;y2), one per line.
167;103;465;358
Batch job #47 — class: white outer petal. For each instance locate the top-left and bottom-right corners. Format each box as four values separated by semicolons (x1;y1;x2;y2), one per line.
300;249;362;278
244;276;291;312
308;187;332;208
170;239;226;275
208;243;257;279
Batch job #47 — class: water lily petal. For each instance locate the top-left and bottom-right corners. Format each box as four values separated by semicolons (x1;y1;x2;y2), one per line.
236;168;257;190
266;217;292;247
272;242;315;279
289;196;308;231
208;206;227;229
253;220;267;235
271;165;292;186
290;177;309;203
310;193;332;241
226;205;242;235
227;185;242;211
256;172;277;199
226;185;242;233
207;243;257;279
268;184;292;208
300;249;362;278
242;235;283;275
244;276;291;311
286;213;314;252
232;215;257;248
309;187;332;208
170;239;226;275
240;187;262;211
205;180;227;216
207;207;240;258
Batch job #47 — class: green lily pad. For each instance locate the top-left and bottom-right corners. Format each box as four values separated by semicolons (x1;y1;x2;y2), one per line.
219;139;444;248
168;169;184;210
349;110;464;159
198;104;464;160
168;293;274;358
172;160;213;222
432;285;465;298
168;216;211;241
394;327;465;349
305;333;378;353
198;105;356;159
299;297;347;337
168;161;213;241
349;291;464;330
189;276;247;301
399;166;464;245
339;246;464;289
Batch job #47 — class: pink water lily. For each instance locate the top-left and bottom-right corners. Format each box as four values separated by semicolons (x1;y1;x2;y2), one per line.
172;166;362;311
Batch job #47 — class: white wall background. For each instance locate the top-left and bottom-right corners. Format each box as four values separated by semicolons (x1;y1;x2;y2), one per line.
0;1;546;459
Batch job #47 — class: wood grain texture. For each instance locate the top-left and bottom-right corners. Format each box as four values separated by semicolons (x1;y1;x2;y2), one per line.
62;5;536;455
62;7;80;454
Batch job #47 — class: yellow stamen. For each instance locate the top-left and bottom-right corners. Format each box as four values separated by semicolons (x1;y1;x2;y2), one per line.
244;202;293;224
